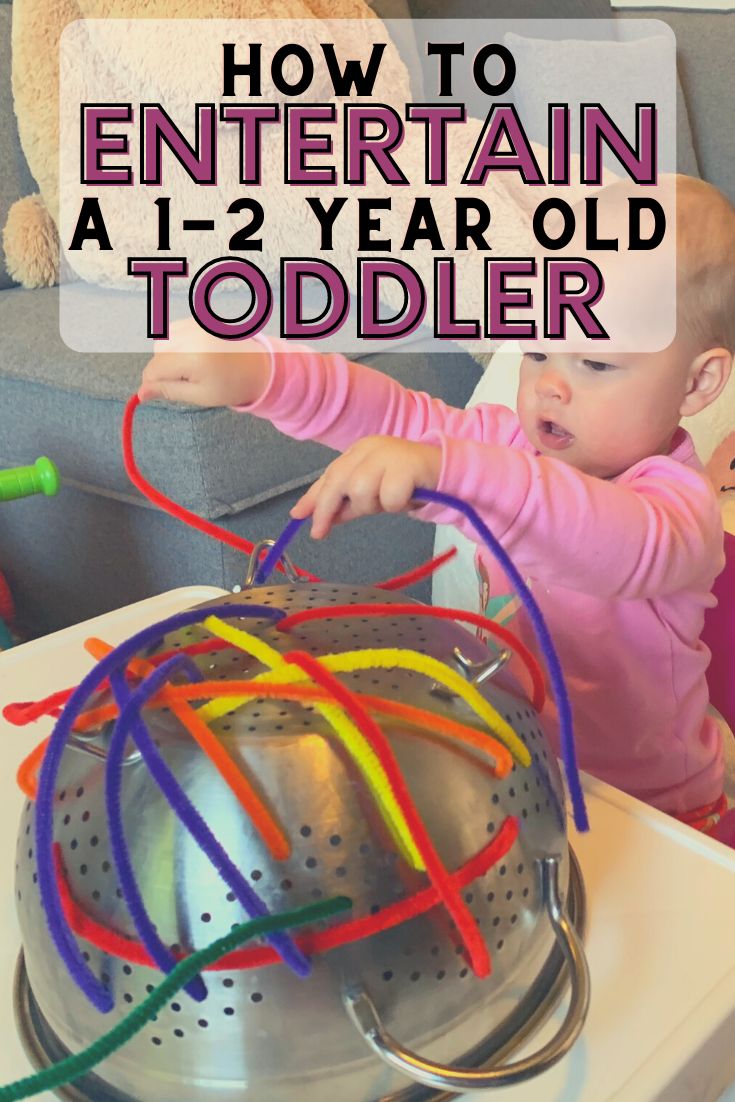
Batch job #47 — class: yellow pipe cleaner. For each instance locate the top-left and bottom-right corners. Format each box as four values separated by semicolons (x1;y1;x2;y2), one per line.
200;617;530;767
199;616;425;870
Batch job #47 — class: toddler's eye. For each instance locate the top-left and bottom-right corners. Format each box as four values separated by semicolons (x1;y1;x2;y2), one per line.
583;359;615;373
523;352;547;363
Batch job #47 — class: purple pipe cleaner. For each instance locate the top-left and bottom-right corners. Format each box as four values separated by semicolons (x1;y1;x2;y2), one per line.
106;660;209;1003
107;656;311;994
261;496;589;833
35;603;284;1013
255;519;303;585
413;488;588;832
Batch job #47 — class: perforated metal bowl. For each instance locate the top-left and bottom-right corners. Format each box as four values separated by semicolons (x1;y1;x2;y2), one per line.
14;576;589;1101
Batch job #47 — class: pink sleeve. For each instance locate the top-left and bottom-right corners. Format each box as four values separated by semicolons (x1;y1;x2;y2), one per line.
415;434;724;599
236;337;521;451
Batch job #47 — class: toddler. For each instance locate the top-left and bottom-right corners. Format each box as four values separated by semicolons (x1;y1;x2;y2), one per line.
139;175;735;832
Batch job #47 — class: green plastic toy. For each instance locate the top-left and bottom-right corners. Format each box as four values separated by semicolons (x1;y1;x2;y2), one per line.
0;456;60;502
0;457;61;649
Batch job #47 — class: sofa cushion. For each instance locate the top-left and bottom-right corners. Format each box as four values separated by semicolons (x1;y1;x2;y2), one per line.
0;286;480;518
622;9;735;203
504;26;699;179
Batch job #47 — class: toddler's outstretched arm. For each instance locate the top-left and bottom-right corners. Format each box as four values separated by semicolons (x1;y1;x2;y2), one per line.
138;320;271;408
138;328;517;453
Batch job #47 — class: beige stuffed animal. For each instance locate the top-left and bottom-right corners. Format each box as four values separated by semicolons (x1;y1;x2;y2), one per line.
3;0;542;352
3;0;403;288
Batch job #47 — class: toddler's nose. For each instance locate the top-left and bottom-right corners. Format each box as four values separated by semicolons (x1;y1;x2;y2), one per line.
535;368;571;402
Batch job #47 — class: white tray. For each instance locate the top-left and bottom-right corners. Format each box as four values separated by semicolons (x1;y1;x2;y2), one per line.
1;588;735;1102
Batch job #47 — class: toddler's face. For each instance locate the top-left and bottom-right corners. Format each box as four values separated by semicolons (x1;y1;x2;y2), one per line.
516;342;693;479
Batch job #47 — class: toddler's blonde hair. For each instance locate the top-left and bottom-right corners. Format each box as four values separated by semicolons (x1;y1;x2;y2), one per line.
675;175;735;356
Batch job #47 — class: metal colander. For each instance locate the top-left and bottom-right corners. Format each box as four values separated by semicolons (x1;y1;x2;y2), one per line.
14;572;589;1101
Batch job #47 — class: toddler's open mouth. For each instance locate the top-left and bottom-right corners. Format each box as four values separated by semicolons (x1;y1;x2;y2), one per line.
537;418;575;451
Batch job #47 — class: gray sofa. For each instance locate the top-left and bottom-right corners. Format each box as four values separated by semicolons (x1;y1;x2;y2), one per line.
0;0;732;639
0;1;484;637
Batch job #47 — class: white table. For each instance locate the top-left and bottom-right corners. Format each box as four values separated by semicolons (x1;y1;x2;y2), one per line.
2;588;735;1102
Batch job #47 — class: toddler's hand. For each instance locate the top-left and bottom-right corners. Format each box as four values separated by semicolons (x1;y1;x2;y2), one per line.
138;318;271;408
291;436;442;539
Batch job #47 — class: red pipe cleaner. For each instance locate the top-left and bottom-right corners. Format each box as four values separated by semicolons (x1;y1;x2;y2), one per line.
285;649;492;978
54;818;518;971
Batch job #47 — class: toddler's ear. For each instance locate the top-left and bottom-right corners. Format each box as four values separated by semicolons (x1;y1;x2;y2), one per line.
680;348;733;416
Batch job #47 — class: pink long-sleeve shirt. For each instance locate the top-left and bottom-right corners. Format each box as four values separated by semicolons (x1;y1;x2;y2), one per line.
241;342;726;816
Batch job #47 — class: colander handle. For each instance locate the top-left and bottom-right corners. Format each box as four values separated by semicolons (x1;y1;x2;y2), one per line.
243;539;302;588
342;855;590;1092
